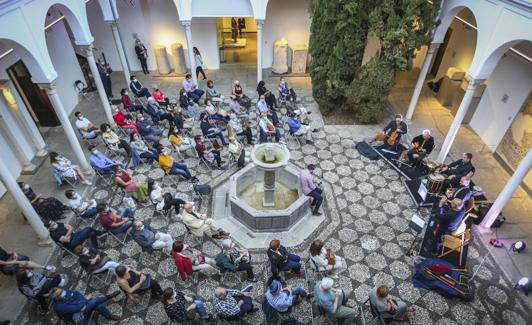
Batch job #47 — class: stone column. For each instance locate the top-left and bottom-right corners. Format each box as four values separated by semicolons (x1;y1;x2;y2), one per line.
406;43;440;120
0;157;51;245
82;45;114;125
479;149;532;231
39;83;90;171
263;170;276;207
182;21;197;85
171;43;187;74
436;76;484;163
110;21;130;85
154;45;171;75
0;108;36;173
256;20;264;83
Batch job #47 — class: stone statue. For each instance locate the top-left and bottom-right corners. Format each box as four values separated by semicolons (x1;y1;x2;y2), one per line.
272;38;289;74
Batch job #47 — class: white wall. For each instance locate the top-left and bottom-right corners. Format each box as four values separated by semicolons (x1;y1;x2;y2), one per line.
191;18;220;70
435;19;477;80
44;20;85;115
470;52;532;151
0;98;25;197
262;0;311;69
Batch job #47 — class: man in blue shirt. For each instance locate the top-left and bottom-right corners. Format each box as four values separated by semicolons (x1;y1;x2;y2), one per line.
265;279;311;313
314;277;356;323
287;113;314;144
51;287;120;321
88;145;117;174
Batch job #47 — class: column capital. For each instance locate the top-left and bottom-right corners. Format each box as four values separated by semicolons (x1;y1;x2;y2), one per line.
465;75;485;89
182;20;191;29
37;82;58;94
109;21;118;29
79;44;95;57
256;19;264;28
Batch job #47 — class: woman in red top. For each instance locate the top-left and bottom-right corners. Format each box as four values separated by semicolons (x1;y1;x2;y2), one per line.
152;88;169;107
113;166;148;202
113;107;139;135
120;88;143;113
171;240;218;281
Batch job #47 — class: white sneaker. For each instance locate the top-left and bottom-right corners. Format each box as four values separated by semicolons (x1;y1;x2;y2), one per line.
82;180;92;185
45;265;56;272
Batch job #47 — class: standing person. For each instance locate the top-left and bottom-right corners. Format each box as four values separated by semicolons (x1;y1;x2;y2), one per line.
238;18;246;38
231;17;238;42
96;58;113;99
193;47;207;80
299;164;322;216
134;39;149;74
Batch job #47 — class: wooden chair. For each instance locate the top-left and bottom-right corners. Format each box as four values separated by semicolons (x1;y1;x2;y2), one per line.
439;212;474;263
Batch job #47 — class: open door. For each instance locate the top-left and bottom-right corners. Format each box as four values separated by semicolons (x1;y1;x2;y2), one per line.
430;28;452;76
7;60;59;127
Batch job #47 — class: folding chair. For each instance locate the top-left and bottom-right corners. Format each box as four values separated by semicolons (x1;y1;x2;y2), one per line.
286;129;303;147
106;227;131;246
19;287;53;317
362;298;393;325
77;128;100;147
91;166;114;186
220;268;244;285
59;174;80;188
102;139;125;160
215;314;242;325
56;309;96;325
56;242;78;259
120;285;150;308
86;268;113;288
304;257;329;283
311;302;337;325
75;80;92;101
72;208;97;228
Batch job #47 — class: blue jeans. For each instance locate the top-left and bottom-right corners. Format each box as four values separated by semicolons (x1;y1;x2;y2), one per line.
211;114;230;124
187;89;204;102
140;150;158;160
282;287;307;313
235;295;254;318
71;227;100;249
194;299;208;318
278;253;302;273
170;163;192;180
110;208;135;235
207;131;228;145
259;128;281;143
80;207;98;219
84;295;111;318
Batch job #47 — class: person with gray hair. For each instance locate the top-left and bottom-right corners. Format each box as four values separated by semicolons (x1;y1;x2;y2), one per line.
212;285;256;319
369;284;415;321
314;277;357;323
405;128;434;165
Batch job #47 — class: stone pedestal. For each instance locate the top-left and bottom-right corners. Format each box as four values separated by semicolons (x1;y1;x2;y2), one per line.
154;45;171;75
292;45;308;74
171;43;187;74
263;170;276;207
272;38;289;74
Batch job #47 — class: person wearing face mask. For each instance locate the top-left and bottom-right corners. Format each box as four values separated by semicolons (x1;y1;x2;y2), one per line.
74;245;119;275
182;73;204;103
157;147;196;182
217;238;256;282
50;152;92;185
300;164;323;216
45;220;104;250
228;114;253;145
136;113;163;145
171;240;218;281
16;268;65;312
113;165;149;202
100;123;132;157
278;77;295;102
88;145;118;174
113;106;140;135
74;111;100;139
258;112;281;143
129;132;158;162
132;220;174;251
205;99;230;124
97;201;135;236
257;95;280;126
206;80;223;105
96;58;113;99
152;88;169;107
256;80;278;109
194;135;225;169
228;136;250;168
163;287;209;322
120;88;144;113
182;203;230;239
231;80;251;109
129;75;151;98
135;39;149;74
168;125;194;155
199;112;228;146
51;287;121;321
148;179;187;215
18;181;68;222
179;88;200;120
229;95;249;121
65;190;97;219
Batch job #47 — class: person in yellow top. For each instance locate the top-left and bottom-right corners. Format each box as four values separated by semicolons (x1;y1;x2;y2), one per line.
157;147;196;182
168;125;194;155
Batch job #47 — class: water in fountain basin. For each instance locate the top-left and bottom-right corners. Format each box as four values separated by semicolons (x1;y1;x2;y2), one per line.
238;182;298;210
256;152;281;164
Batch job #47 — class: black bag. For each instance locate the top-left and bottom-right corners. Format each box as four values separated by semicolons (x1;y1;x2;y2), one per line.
355;141;380;160
194;184;211;195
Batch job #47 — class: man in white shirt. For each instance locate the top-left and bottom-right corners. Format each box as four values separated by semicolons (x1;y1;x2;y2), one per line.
182;73;204;102
65;189;98;219
74;112;100;139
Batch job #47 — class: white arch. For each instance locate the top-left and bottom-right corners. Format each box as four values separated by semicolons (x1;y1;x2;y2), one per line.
42;1;94;45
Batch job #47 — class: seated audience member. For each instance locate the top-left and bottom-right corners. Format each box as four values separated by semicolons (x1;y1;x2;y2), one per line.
369;285;415;321
50;287;120;321
158;147;195;181
206;80;224;105
256;80;278;109
229;113;253;145
205;99;230;124
113;106;139;135
216;239;256;282
50;152;91;185
300;164;323;216
314;277;356;323
257;95;280;125
152;88;169;107
16;268;65;311
288;113;314;144
405;129;434;166
229;95;249;120
199;112;228;145
258;112;281;143
130;132;158;162
168;125;194;154
45;220;103;250
132;220;173;251
129;75;151;98
232;80;251;109
179;88;200;120
182;73;204;102
169;107;194;131
439;152;475;189
195;135;225;169
213;286;256;319
146;97;174;124
113;165;149;202
228;136;250;168
1;246;56;275
115;265;163;302
278;77;295;102
267;239;304;276
66;190;97;219
18;181;68;222
100;123;132;156
89;145;118;174
266;279;310;313
148;180;186;215
74;245;119;275
309;240;346;277
74;112;100;139
171;240;218;281
136;113;163;145
97;202;134;235
121;88;144;113
181;203;229;239
163;287;209;322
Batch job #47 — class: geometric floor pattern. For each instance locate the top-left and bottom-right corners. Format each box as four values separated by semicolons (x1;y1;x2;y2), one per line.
16;97;531;325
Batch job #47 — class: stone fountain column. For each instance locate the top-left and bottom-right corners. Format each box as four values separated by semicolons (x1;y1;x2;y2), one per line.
262;145;276;207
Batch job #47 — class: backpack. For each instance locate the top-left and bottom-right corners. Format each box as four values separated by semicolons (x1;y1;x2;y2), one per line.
355;141;380;160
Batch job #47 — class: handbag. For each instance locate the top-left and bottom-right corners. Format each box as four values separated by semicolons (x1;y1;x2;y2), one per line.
326;249;336;265
212;139;221;150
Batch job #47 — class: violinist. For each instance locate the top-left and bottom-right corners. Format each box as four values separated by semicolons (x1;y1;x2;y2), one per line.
405;129;434;166
435;153;474;189
381;114;408;149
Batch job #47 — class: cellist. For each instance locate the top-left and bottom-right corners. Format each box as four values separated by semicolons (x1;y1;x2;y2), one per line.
381;114;408;149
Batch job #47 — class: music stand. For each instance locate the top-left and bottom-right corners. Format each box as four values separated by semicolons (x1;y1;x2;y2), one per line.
405;182;429;256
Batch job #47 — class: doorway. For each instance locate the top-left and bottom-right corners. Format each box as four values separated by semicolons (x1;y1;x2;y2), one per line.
217;17;257;64
430;28;452;76
7;61;59;127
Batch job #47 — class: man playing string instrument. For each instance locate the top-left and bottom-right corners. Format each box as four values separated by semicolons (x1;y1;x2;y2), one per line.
435;152;475;189
405;129;434;166
381;114;408;149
